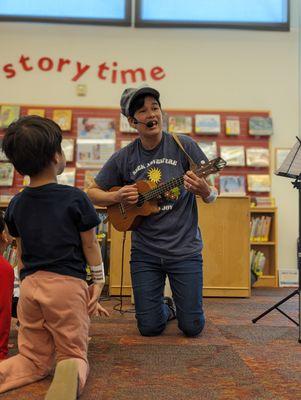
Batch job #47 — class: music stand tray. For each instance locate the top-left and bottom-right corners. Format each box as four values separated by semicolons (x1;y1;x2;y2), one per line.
252;138;301;343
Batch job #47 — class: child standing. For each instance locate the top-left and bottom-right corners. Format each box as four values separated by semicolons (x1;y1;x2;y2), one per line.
0;116;107;399
0;212;14;360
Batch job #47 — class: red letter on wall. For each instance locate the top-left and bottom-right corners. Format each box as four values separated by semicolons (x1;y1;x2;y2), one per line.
3;64;16;79
150;66;166;81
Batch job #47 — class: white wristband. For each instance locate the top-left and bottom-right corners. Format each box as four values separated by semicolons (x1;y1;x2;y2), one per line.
204;188;218;203
90;263;105;285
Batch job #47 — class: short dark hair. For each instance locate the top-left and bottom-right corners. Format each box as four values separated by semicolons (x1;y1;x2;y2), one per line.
0;211;5;234
2;116;62;176
129;94;161;117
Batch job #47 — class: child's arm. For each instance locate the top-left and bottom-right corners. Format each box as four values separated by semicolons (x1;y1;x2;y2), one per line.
80;228;106;316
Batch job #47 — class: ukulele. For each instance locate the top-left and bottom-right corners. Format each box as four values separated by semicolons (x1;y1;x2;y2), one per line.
107;157;226;232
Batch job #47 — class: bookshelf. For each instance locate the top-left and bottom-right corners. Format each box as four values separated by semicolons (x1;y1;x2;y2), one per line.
250;207;278;287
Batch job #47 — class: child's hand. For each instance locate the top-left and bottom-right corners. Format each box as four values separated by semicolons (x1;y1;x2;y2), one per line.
95;303;109;317
88;283;102;316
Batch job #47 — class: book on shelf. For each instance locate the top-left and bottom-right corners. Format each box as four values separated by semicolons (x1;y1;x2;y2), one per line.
0;163;14;186
76;139;115;168
27;109;45;117
168;115;192;134
195;114;221;135
78;117;115;140
246;147;270;167
62;139;75;162
251;196;275;208
220;145;245;166
52;109;72;131
250;249;266;278
225;116;240;136
219;175;246;196
249;116;273;136
0;105;20;128
250;215;272;242
197;141;217;160
247;174;271;192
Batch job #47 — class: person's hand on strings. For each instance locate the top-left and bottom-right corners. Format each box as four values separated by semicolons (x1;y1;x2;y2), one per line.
115;184;139;206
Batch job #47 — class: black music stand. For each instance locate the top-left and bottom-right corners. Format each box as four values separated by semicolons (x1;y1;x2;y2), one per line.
252;138;301;343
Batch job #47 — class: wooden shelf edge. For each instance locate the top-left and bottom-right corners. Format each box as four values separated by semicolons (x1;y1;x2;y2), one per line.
251;241;275;245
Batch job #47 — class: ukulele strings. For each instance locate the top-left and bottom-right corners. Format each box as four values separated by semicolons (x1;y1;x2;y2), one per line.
117;160;221;214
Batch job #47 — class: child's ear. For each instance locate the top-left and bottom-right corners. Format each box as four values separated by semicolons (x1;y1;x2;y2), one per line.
53;152;60;165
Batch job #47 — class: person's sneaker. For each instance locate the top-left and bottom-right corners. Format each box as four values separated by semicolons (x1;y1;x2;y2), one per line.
45;359;78;400
164;296;177;321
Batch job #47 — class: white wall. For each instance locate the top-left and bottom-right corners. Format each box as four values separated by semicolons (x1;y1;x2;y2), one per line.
0;0;299;269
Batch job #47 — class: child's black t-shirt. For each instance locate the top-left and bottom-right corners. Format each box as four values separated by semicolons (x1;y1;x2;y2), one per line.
5;183;100;281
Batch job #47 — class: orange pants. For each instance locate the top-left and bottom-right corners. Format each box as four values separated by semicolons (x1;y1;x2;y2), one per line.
0;271;90;395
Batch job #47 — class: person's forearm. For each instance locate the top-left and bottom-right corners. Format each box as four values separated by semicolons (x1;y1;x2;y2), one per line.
82;236;102;266
83;238;105;288
87;187;119;207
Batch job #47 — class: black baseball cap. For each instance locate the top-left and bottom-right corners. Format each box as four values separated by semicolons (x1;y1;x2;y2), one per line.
120;86;160;117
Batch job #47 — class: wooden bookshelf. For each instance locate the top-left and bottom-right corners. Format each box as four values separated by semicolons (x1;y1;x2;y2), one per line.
250;207;278;287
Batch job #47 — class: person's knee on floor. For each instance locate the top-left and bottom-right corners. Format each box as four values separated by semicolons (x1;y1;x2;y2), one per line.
178;315;205;337
138;321;166;337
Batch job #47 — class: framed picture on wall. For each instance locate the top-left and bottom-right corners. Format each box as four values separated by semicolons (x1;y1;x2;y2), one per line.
275;148;290;172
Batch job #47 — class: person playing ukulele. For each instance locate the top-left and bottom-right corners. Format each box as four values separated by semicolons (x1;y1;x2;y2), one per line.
88;86;218;337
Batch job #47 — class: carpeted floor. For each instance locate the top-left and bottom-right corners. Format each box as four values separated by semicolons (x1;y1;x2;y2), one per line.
1;288;301;400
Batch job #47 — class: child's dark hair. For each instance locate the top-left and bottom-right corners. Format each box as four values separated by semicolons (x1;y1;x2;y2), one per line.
2;115;62;176
129;94;161;117
0;211;5;234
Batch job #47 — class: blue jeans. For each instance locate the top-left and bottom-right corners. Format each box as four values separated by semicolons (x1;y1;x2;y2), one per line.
130;250;205;337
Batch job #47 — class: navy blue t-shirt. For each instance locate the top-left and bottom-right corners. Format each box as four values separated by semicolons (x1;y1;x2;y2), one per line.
95;132;208;260
5;183;100;281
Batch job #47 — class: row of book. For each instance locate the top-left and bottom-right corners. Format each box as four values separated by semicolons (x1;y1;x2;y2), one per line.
0;165;271;195
199;142;270;167
1;137;271;169
250;196;275;208
250;249;266;278
0;104;273;136
219;175;270;194
250;215;272;242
